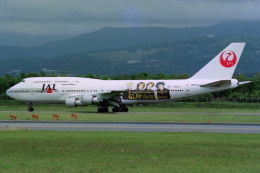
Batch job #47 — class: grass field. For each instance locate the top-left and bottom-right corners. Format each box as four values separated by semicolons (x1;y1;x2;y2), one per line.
1;101;260;172
1;131;260;173
1;101;260;123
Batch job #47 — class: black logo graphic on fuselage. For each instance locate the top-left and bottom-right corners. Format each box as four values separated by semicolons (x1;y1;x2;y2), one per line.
41;84;57;93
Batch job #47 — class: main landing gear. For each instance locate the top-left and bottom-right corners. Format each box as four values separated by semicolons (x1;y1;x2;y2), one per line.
97;107;109;112
27;102;34;112
112;106;128;112
97;106;129;112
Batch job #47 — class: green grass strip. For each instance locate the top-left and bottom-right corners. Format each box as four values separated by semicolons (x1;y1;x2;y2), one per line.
0;131;260;173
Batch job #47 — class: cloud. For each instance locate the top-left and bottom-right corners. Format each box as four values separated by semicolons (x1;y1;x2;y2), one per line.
0;0;259;36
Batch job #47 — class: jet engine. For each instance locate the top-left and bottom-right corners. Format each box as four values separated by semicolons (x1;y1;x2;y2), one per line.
65;95;103;107
65;98;85;107
82;95;102;105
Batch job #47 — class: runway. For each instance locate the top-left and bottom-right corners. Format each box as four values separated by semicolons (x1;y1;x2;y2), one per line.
1;111;260;116
1;121;260;134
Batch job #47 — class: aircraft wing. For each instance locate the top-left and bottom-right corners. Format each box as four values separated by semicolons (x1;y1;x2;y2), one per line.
99;90;125;94
200;80;232;87
99;90;126;99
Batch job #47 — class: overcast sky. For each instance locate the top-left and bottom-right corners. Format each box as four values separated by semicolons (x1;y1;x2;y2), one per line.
0;0;260;37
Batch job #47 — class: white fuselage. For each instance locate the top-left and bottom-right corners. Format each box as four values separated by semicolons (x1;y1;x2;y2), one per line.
6;77;238;105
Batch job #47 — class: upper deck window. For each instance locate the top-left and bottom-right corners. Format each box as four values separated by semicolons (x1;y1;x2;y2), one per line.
21;80;25;82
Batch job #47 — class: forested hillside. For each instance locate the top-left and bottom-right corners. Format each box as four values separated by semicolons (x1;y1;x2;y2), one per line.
1;36;260;76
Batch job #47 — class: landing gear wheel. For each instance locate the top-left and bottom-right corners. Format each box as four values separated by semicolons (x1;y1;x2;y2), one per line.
123;107;129;112
118;107;123;112
103;107;109;112
112;106;128;112
98;108;103;112
28;107;34;112
27;102;34;112
112;107;125;112
98;107;109;112
112;107;118;112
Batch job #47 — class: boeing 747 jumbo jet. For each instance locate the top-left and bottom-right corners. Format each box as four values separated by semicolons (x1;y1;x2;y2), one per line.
6;43;250;112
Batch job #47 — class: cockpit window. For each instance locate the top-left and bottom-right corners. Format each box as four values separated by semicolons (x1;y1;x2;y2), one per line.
21;80;25;82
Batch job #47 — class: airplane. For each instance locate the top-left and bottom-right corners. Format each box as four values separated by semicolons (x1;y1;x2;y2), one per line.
6;43;251;112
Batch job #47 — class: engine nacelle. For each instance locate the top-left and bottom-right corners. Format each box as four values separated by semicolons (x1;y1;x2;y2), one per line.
65;98;86;107
65;95;103;107
82;94;102;105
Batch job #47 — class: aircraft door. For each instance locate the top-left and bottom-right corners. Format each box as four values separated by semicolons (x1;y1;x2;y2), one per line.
100;86;104;93
185;85;190;95
30;89;35;96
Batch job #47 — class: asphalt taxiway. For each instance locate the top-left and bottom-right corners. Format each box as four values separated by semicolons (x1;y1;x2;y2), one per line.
1;111;260;116
1;121;260;134
1;111;260;133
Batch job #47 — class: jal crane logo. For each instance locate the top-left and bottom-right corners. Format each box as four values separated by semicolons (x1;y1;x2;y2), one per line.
41;84;57;93
219;50;237;68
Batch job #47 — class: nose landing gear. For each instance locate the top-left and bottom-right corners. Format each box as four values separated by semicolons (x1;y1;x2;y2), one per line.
27;103;34;112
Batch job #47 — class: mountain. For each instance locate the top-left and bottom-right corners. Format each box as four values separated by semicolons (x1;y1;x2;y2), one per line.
2;36;260;77
1;20;260;59
0;33;71;47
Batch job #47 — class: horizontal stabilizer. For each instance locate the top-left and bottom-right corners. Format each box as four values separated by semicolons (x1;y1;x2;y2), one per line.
200;80;231;87
238;81;252;85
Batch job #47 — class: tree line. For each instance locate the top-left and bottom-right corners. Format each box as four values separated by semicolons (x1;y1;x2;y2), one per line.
1;72;259;98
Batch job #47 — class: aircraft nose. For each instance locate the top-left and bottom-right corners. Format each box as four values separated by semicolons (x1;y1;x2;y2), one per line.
6;89;10;96
6;87;13;97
